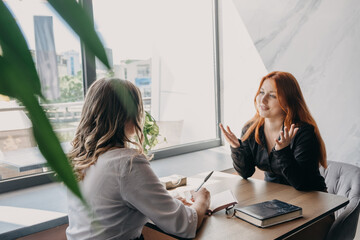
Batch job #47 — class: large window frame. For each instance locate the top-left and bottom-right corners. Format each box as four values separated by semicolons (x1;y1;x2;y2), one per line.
0;0;222;193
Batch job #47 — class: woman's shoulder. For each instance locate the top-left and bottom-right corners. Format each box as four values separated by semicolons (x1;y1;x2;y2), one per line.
103;147;142;156
292;122;317;144
241;122;252;132
295;122;315;133
241;121;256;137
100;148;148;165
98;148;149;176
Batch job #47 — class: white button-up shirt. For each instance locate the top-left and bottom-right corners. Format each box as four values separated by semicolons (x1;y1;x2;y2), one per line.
66;148;197;240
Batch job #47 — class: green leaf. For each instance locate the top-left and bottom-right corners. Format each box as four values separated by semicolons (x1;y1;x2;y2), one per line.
141;111;163;153
48;0;110;69
0;56;38;100
25;96;84;203
0;57;17;97
0;57;85;204
0;2;42;96
111;80;137;118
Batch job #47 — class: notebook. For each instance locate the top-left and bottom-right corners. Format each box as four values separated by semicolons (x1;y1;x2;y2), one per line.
234;199;302;228
207;189;238;215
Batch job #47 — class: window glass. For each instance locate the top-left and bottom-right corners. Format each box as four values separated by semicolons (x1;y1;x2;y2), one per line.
0;0;83;181
93;0;217;150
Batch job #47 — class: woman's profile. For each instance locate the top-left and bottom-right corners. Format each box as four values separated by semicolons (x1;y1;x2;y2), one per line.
220;71;327;191
66;78;210;240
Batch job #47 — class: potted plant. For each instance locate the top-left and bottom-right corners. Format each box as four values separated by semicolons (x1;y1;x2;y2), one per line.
0;0;110;203
143;111;166;154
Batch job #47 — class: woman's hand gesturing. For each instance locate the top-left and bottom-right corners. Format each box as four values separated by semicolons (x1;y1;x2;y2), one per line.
274;124;299;151
219;123;240;148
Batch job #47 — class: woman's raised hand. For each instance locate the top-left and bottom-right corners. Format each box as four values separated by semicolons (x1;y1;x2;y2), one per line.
219;123;240;148
274;124;299;151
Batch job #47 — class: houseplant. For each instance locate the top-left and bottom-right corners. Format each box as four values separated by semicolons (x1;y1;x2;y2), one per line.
143;111;166;154
0;0;110;203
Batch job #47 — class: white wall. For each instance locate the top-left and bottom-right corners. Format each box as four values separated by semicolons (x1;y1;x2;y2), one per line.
222;0;360;166
220;0;267;140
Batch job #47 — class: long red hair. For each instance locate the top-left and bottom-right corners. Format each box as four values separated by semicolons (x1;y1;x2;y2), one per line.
242;71;327;168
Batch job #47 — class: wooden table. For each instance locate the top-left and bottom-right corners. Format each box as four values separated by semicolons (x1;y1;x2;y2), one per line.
143;171;349;240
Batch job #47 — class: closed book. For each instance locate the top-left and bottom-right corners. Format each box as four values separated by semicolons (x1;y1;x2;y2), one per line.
234;199;302;228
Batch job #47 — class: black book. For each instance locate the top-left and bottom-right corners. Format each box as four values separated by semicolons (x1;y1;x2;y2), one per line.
234;199;302;228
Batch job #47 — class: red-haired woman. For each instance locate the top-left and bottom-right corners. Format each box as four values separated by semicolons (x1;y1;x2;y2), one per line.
220;71;327;191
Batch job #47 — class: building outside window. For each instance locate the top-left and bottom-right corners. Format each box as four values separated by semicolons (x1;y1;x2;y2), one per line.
0;0;84;183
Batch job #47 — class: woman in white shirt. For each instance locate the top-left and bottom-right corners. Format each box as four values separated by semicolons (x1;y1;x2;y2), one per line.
66;78;210;240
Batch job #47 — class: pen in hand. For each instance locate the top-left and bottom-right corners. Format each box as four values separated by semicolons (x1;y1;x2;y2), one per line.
195;171;214;192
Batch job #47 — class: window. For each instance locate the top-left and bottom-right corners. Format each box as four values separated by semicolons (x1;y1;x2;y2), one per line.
0;0;83;185
93;0;220;153
0;0;221;192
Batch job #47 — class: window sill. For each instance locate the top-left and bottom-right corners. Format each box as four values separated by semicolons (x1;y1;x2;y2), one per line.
0;146;233;239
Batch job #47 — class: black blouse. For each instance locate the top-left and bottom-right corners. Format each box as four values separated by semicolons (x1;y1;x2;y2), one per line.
230;123;326;191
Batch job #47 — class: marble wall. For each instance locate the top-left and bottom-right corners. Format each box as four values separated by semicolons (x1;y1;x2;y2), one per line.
226;0;360;166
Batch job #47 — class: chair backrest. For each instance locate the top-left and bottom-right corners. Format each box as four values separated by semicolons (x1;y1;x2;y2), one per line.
319;161;360;240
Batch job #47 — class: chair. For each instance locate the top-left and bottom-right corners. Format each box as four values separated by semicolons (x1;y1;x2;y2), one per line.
319;161;360;240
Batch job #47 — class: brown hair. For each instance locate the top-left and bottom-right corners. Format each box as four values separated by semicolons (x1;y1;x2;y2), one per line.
242;71;327;168
68;78;145;180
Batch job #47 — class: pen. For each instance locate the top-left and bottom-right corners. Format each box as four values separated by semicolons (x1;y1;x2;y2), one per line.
195;171;214;192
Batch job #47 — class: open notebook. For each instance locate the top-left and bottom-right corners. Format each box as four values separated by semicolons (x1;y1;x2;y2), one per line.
207;189;238;215
164;171;239;215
